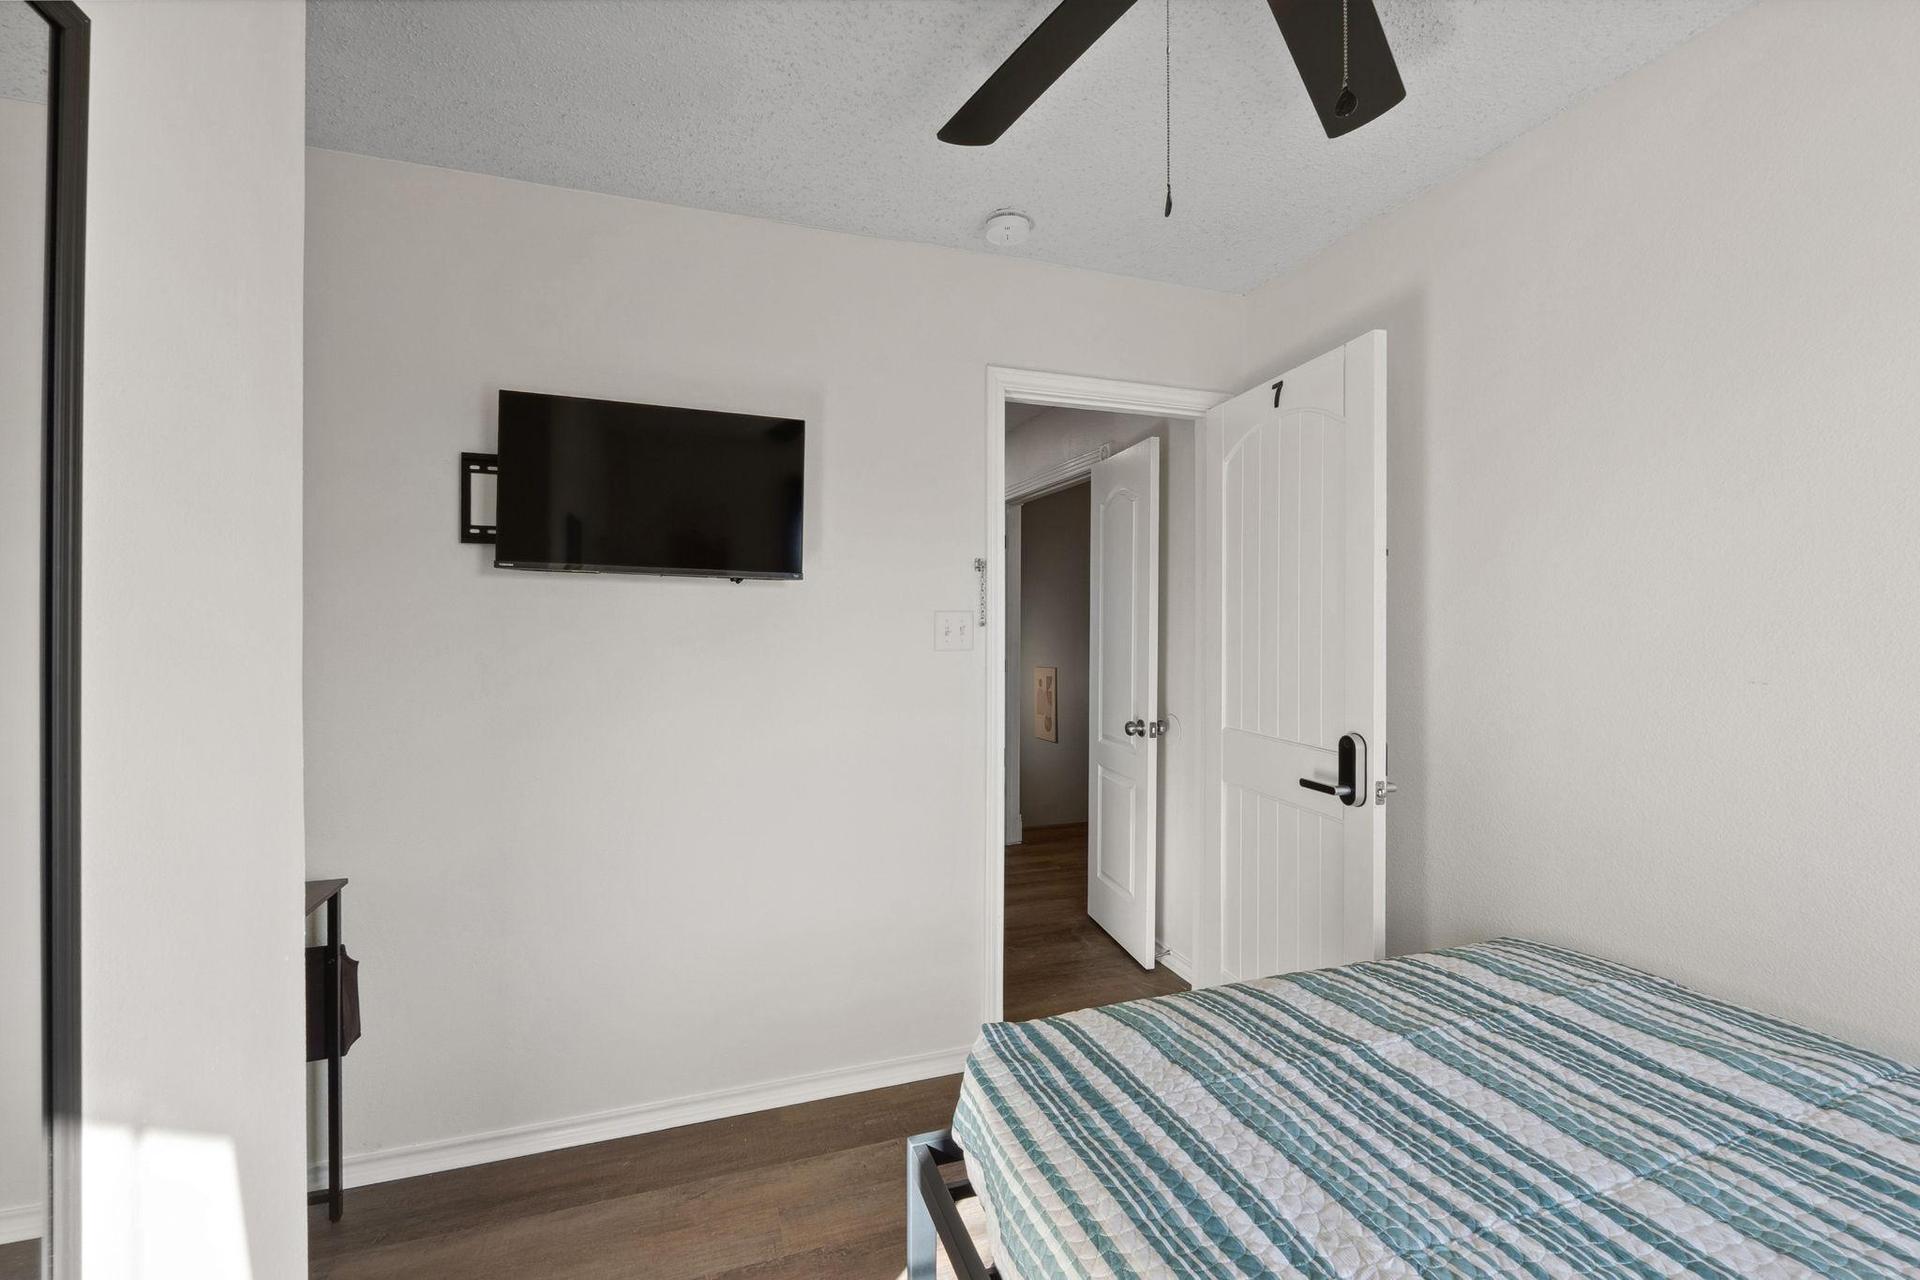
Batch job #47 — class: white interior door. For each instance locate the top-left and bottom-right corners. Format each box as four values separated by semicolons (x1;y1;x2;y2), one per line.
1201;332;1386;985
1088;437;1160;969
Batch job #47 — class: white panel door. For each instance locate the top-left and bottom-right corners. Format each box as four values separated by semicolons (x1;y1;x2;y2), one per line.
1200;333;1385;985
1087;437;1161;969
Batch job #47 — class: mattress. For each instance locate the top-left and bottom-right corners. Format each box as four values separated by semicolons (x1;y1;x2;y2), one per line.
951;938;1920;1279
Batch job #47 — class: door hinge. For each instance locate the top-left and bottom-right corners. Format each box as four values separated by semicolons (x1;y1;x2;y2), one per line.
973;557;988;625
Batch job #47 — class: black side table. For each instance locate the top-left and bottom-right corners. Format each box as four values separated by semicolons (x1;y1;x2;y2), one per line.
305;878;348;1222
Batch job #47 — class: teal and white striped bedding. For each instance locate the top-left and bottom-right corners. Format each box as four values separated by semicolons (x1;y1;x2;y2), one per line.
952;938;1920;1278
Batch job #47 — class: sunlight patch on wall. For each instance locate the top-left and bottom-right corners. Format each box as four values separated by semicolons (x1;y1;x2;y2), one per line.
82;1124;251;1279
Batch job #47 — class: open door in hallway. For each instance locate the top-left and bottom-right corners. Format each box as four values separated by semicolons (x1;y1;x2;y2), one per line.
1201;332;1387;985
1086;437;1161;969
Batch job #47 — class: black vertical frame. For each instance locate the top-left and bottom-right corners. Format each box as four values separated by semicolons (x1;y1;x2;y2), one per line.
28;2;87;1277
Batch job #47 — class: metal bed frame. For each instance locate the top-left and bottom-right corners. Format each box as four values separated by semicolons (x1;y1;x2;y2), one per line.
906;1129;999;1280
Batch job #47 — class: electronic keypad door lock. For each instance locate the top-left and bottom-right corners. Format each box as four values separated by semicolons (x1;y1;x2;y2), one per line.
1299;733;1367;809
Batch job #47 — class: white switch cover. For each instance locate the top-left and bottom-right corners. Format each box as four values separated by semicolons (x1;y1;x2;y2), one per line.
934;611;973;651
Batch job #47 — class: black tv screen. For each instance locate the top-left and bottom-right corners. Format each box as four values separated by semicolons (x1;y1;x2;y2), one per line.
494;390;804;579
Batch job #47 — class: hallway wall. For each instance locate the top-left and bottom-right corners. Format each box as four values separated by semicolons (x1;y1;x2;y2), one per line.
1017;484;1090;827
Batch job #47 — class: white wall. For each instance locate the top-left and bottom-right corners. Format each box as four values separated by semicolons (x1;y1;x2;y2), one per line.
1238;0;1920;1062
1017;483;1090;827
0;93;45;1244
82;4;309;1278
303;149;1243;1173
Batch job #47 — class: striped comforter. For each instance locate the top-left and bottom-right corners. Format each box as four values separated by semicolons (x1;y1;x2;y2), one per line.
951;939;1920;1278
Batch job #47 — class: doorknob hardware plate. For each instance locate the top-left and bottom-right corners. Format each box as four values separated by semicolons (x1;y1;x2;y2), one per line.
1300;733;1367;809
1146;719;1169;738
1375;778;1397;805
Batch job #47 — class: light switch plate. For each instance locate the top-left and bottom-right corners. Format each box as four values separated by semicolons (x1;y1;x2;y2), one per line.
934;611;973;651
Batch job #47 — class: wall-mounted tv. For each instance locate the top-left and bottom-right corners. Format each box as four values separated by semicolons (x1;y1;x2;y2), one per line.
494;390;804;579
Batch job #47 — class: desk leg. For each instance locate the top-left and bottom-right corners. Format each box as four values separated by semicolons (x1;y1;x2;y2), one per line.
326;894;344;1223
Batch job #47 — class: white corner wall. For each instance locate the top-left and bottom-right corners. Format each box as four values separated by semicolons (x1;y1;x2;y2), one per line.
1239;0;1920;1061
0;95;46;1243
302;149;1243;1175
82;3;309;1277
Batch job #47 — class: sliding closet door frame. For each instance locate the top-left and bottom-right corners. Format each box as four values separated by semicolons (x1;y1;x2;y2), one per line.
32;2;88;1275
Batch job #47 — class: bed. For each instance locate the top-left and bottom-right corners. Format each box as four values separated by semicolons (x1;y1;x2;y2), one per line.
908;938;1920;1279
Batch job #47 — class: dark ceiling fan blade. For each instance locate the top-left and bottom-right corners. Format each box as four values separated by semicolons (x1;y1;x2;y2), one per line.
938;0;1140;146
1265;0;1406;138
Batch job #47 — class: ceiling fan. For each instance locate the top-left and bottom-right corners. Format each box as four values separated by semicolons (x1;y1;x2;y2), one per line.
938;0;1405;146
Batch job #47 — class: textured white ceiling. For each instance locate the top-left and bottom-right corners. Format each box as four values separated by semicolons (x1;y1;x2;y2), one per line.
308;0;1751;293
1006;402;1054;431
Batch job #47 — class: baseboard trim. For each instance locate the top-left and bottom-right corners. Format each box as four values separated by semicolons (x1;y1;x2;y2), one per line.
312;1043;973;1191
1159;946;1197;984
0;1201;41;1246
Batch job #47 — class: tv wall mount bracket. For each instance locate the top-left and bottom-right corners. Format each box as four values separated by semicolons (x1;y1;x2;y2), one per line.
455;448;753;583
460;452;498;544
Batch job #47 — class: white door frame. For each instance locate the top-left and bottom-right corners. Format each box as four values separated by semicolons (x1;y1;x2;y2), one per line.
983;367;1225;1024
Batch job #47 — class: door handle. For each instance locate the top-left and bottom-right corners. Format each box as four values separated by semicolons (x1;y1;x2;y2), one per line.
1300;733;1367;809
1123;719;1146;737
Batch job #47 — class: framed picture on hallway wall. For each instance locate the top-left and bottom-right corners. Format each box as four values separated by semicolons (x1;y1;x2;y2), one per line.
1034;667;1057;742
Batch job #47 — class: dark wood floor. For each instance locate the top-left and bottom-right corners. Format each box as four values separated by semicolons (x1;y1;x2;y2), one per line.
310;822;1184;1278
0;1240;34;1280
1003;822;1189;1022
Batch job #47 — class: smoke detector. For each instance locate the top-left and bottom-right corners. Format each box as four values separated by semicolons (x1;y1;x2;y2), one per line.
983;210;1032;247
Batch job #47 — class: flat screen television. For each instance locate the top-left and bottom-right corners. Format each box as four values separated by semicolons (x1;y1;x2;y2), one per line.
494;390;804;579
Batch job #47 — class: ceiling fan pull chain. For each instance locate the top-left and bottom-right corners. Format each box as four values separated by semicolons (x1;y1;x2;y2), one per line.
1335;0;1357;118
1163;0;1173;217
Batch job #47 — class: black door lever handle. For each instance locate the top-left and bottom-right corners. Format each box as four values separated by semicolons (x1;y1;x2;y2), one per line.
1299;733;1366;808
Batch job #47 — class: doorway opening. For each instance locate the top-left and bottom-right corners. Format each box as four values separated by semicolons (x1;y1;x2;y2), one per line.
1004;460;1184;1020
983;369;1223;1024
983;340;1389;1023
